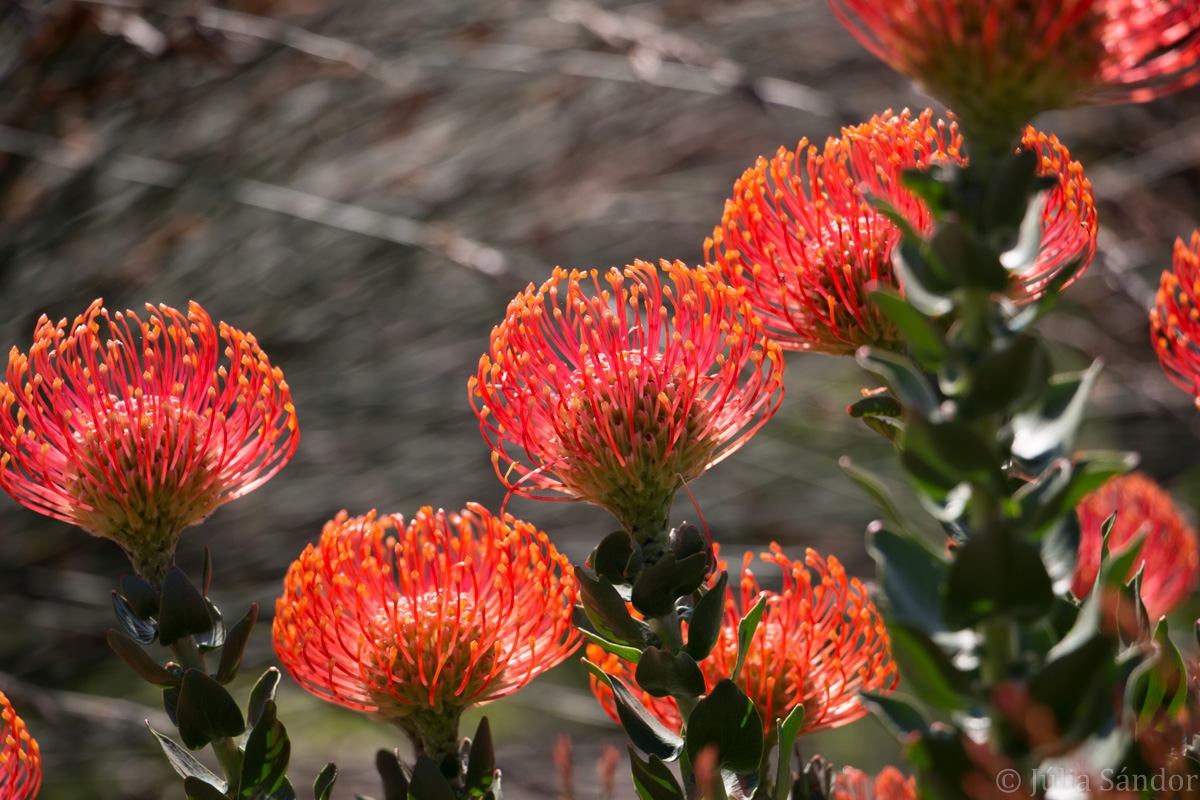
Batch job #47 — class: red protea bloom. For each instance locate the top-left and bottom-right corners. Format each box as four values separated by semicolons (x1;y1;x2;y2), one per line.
706;110;1096;356
587;545;898;734
469;260;783;558
1072;472;1200;620
273;505;580;759
828;1;1200;144
0;300;297;582
832;766;917;800
0;690;41;800
1152;232;1200;406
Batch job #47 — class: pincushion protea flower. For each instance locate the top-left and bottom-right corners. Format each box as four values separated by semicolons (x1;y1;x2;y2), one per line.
1072;472;1200;620
273;505;580;759
1;690;40;800
587;545;898;734
832;766;917;800
828;1;1200;146
0;300;297;582
706;110;1096;356
1152;232;1200;406
469;260;783;559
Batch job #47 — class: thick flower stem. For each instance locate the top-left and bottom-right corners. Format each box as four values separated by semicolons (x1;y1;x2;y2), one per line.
171;636;244;794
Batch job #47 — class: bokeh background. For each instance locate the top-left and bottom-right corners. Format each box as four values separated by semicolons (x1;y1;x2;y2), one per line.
1;0;1199;797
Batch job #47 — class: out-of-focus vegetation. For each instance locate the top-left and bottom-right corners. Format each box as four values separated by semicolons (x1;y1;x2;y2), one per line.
1;1;1198;797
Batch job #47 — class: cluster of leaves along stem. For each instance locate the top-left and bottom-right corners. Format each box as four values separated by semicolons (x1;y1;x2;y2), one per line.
110;551;322;800
845;145;1200;797
359;718;500;800
578;525;803;800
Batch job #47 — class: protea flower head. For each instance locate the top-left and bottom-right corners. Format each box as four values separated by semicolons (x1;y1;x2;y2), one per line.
469;260;783;561
1152;232;1200;406
1073;472;1200;620
832;766;917;800
273;505;580;760
706;110;1096;357
0;690;40;800
587;545;898;734
828;1;1200;147
0;300;297;582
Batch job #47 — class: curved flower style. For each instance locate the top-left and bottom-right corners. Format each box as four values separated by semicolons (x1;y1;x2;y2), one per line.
470;260;783;556
0;300;297;581
1152;232;1200;405
828;1;1200;143
1073;472;1200;620
1;690;41;800
273;505;580;759
705;110;1096;356
587;545;898;734
832;766;917;800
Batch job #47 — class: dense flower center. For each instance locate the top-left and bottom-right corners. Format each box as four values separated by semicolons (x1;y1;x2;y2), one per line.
551;351;720;542
365;589;496;715
67;395;225;577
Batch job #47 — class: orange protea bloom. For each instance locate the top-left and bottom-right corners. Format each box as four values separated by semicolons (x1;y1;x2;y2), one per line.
587;545;898;734
469;260;783;558
273;505;580;759
828;1;1200;144
832;766;917;800
1072;472;1200;620
1152;232;1200;406
0;300;297;582
705;110;1096;356
0;690;40;800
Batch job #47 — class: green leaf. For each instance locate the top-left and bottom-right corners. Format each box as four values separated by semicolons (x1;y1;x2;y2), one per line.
240;699;290;798
375;750;408;800
893;239;955;315
684;679;764;774
868;525;947;632
177;668;247;749
314;763;338;800
628;748;685;800
998;192;1046;275
583;659;683;761
1010;362;1101;473
956;335;1050;416
731;596;766;685
856;347;938;415
592;530;640;583
463;717;495;798
1039;512;1081;596
684;572;728;661
579;629;643;664
107;629;181;688
158;566;214;646
630;553;709;619
861;692;928;738
248;668;282;729
217;603;259;685
984;148;1042;233
1029;631;1118;746
574;566;646;646
267;778;296;800
186;776;233;800
888;624;973;711
112;590;158;644
409;756;456;800
841;459;912;534
1128;619;1189;735
196;597;227;652
147;724;227;792
773;707;806;800
901;414;1004;493
846;393;904;419
942;525;1054;628
635;648;707;698
928;222;1008;291
119;574;161;619
871;289;947;367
